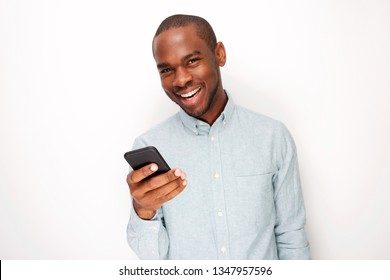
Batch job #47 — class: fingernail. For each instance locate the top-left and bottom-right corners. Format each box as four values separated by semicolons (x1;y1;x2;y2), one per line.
180;172;186;180
174;169;181;177
150;164;158;172
182;180;187;186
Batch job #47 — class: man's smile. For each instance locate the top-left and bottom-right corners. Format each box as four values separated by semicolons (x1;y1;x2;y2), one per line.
176;86;201;99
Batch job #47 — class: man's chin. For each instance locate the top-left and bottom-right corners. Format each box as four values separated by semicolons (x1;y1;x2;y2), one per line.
182;107;206;119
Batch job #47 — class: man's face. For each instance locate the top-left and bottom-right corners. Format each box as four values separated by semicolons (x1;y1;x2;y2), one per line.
153;25;226;123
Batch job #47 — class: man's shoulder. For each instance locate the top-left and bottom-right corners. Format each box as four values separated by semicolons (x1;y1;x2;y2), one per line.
234;104;296;150
135;112;181;142
235;104;285;130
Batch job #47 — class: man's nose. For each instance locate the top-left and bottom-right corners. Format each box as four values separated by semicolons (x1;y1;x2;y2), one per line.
173;67;192;88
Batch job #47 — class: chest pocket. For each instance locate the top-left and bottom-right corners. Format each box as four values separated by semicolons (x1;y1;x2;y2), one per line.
226;172;275;237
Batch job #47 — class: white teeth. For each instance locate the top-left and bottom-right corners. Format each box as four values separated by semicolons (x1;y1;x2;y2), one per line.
181;87;200;98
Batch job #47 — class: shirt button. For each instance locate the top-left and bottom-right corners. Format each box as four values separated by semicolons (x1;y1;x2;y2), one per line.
214;172;219;178
210;136;215;141
221;246;227;253
150;226;158;232
217;211;223;217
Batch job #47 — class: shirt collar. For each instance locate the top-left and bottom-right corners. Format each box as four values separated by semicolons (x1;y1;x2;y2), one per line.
179;90;235;135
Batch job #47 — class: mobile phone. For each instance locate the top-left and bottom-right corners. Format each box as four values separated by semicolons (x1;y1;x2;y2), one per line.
124;146;171;177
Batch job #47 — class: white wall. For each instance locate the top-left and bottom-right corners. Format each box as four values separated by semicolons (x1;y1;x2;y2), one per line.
1;0;389;259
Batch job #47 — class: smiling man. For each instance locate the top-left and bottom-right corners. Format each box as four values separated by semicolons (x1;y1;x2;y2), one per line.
126;14;310;260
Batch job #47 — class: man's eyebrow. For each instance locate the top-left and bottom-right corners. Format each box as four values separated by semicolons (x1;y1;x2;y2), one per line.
157;63;170;69
157;50;202;69
183;50;201;61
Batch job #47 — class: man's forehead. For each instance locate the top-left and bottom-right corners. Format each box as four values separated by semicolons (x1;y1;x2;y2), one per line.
154;25;197;44
153;26;206;58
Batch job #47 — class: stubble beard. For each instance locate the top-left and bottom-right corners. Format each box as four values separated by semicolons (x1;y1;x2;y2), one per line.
181;77;220;120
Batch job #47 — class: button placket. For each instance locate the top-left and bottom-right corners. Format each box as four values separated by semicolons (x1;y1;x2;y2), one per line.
208;125;230;259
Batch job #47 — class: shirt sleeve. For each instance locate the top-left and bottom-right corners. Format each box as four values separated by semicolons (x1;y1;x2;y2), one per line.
127;204;169;259
272;123;311;260
126;137;169;259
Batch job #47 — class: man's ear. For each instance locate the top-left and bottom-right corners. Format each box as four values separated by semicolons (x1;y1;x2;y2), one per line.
215;42;226;66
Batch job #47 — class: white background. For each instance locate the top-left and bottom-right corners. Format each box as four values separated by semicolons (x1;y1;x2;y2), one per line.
1;0;389;259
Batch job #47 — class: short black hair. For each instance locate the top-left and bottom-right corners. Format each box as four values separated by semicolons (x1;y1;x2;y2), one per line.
154;14;217;52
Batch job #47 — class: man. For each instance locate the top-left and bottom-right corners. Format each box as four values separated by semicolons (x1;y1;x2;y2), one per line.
126;14;310;260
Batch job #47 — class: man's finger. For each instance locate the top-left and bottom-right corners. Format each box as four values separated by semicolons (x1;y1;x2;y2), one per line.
162;182;187;202
145;168;186;191
149;177;187;198
128;163;158;184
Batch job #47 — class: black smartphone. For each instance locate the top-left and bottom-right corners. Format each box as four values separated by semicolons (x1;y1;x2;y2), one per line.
124;146;171;177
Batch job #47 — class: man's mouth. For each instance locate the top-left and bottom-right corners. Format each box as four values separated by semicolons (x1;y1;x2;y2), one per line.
179;87;201;99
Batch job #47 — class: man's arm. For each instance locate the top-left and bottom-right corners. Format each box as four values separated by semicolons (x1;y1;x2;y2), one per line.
126;163;187;259
127;204;169;259
273;124;310;259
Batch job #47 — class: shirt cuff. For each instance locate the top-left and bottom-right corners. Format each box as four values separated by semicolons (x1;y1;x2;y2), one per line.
129;204;161;235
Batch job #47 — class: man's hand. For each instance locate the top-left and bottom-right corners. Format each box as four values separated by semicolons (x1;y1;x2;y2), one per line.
127;163;187;220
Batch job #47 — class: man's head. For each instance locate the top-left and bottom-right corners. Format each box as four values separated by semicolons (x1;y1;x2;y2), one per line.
153;14;217;53
152;14;227;125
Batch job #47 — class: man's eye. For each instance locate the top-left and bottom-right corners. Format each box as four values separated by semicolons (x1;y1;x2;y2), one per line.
188;58;199;64
160;68;172;74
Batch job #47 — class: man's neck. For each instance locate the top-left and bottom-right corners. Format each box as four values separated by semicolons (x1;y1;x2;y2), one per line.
200;90;228;125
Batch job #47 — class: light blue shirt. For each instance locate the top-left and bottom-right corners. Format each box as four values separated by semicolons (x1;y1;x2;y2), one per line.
127;93;310;260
